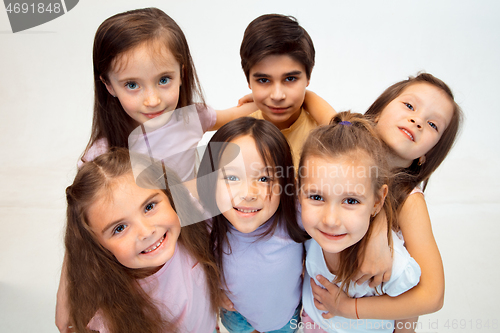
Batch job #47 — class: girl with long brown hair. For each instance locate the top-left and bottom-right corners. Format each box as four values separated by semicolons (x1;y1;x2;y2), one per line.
299;112;421;332
196;117;309;333
64;148;221;333
80;7;255;171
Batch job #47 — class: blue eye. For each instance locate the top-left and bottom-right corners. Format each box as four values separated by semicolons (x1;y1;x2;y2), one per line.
126;82;138;90
225;175;239;181
159;77;170;85
428;121;438;131
145;202;156;212
342;198;359;205
113;224;127;235
404;103;414;111
309;194;323;201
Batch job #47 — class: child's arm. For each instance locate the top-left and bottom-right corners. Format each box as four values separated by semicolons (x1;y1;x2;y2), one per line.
302;90;337;125
353;209;393;287
211;102;258;131
310;193;444;320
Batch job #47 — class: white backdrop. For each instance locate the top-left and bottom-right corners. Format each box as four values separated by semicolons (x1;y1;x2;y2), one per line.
1;1;499;332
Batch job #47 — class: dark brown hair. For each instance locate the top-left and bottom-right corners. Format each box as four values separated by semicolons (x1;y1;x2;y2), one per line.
240;14;315;82
298;112;395;295
83;8;205;161
65;148;221;333
365;73;463;208
197;117;309;287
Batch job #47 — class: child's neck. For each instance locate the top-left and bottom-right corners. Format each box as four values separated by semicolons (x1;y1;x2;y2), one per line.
386;149;413;169
322;249;340;275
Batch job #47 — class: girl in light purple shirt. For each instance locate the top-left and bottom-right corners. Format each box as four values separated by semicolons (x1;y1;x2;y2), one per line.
197;117;309;333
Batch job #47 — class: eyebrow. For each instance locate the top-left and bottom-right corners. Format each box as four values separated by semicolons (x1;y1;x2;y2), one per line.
116;71;177;83
252;70;303;78
101;193;160;235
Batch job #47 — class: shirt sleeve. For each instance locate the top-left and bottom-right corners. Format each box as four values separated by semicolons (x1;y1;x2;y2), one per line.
77;138;109;169
196;104;217;132
382;235;421;296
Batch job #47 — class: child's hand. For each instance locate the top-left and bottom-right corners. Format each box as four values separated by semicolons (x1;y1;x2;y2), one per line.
221;291;235;311
310;276;355;319
237;93;254;106
354;210;392;287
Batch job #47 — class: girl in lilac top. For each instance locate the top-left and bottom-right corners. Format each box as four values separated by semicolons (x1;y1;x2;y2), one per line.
197;117;309;333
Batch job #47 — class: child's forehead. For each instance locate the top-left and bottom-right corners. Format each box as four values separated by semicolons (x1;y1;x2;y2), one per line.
251;54;306;74
111;40;177;74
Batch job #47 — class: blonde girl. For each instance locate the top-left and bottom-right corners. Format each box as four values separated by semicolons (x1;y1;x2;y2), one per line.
196;117;309;333
308;74;463;330
65;148;221;333
299;112;421;332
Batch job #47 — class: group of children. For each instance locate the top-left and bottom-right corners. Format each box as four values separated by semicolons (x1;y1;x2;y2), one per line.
56;7;463;333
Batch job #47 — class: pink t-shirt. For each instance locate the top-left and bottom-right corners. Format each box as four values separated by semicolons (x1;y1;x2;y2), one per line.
78;104;217;183
87;244;216;333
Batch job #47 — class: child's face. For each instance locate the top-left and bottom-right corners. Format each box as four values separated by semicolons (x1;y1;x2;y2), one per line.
215;135;281;233
299;155;387;255
103;42;182;126
248;55;310;130
375;83;454;168
87;174;181;270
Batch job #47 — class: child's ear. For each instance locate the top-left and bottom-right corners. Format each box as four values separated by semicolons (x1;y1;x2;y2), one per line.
372;184;388;217
100;75;116;97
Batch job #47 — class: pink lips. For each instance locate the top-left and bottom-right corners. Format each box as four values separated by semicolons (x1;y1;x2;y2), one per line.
267;106;289;114
399;127;415;141
143;110;165;119
141;233;166;254
233;206;261;217
320;230;346;241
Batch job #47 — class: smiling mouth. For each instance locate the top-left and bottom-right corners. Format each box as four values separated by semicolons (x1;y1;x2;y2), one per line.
399;128;414;141
266;106;290;113
144;110;165;119
320;230;346;240
234;207;261;214
141;233;166;254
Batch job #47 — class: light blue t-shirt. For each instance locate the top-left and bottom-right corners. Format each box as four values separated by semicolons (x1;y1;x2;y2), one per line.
303;231;421;333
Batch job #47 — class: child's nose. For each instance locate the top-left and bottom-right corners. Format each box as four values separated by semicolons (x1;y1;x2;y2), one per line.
144;88;161;108
409;117;422;129
239;180;258;201
323;207;341;227
138;219;156;240
270;84;286;101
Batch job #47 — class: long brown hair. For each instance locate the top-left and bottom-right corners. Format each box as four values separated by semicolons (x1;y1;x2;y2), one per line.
298;112;395;295
365;73;463;209
83;8;205;161
197;117;309;287
240;14;315;81
65;148;220;333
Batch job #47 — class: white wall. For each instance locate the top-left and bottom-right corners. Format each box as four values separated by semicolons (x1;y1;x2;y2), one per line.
0;1;498;332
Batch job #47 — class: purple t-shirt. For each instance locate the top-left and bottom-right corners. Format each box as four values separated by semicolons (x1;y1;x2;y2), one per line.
222;215;303;332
